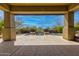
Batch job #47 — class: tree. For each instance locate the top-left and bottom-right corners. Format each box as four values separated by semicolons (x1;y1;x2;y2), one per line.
0;20;4;31
36;27;43;33
15;19;23;29
53;26;63;33
0;20;4;35
74;22;79;31
52;19;64;33
30;26;37;32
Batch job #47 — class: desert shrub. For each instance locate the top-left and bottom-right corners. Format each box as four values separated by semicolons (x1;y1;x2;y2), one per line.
36;27;43;33
30;28;36;32
75;26;79;32
44;29;49;32
53;26;63;33
74;22;79;31
19;27;30;34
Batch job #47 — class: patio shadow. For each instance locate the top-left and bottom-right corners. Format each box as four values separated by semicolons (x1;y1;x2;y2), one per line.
0;41;79;56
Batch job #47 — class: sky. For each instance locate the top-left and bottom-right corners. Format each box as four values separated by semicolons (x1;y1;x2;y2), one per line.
0;10;79;28
15;15;64;28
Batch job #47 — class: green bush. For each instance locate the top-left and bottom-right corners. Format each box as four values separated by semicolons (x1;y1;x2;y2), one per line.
30;27;37;32
36;27;43;33
53;26;63;33
74;25;79;31
19;27;30;33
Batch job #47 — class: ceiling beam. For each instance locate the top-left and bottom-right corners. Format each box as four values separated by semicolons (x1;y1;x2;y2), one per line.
10;6;68;14
11;11;68;15
68;4;79;11
0;4;10;11
11;6;68;11
9;3;71;6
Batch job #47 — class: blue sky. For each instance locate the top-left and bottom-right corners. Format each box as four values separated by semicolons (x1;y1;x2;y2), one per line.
15;15;64;28
0;10;79;28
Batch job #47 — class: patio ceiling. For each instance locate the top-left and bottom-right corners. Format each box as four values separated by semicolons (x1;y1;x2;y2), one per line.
0;3;79;14
9;3;71;6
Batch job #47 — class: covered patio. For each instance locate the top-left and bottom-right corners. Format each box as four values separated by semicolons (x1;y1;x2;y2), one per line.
0;3;79;41
0;3;79;56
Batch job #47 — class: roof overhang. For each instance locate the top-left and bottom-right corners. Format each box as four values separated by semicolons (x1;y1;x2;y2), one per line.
0;3;79;14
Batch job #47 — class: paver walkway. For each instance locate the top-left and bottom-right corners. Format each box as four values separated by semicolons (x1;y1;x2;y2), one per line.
0;34;79;56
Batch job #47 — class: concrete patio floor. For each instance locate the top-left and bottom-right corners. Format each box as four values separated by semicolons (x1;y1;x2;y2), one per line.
0;34;79;56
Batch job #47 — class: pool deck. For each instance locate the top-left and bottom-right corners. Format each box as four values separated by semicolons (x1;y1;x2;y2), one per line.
0;34;79;56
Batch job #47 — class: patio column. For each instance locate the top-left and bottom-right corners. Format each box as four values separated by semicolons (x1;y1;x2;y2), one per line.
63;12;75;41
3;11;16;41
